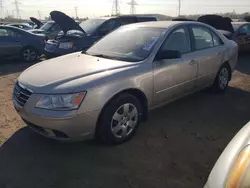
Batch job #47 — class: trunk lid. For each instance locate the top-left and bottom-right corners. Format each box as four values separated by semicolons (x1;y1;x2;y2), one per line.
50;11;86;34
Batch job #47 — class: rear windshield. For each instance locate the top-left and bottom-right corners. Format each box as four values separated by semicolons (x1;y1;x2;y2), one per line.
80;19;107;34
40;22;54;31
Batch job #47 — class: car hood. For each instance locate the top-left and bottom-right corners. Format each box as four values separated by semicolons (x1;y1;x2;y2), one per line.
18;52;138;93
30;17;43;28
198;15;234;33
50;11;85;34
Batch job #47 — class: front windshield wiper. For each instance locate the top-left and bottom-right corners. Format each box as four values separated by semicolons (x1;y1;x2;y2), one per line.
87;53;120;60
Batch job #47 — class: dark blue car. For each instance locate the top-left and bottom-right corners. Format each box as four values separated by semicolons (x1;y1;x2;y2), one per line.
0;26;46;62
45;11;158;57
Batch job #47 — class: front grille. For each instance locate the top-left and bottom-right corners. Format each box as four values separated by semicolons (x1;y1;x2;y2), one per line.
13;82;32;107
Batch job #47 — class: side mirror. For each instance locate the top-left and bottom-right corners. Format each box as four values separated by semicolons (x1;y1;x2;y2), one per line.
155;50;181;60
238;32;247;36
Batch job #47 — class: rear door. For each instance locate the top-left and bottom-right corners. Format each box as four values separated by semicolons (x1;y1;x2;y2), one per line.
189;25;225;88
0;28;22;57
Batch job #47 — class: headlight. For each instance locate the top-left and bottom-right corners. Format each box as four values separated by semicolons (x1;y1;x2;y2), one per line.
59;42;73;49
35;92;86;110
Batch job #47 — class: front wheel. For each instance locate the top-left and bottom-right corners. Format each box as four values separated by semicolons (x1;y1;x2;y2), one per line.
96;93;142;144
21;47;38;62
212;64;231;92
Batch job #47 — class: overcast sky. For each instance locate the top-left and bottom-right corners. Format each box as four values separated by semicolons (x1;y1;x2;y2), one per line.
2;0;250;19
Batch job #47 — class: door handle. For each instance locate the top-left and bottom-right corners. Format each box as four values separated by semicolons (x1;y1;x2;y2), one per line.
189;59;197;65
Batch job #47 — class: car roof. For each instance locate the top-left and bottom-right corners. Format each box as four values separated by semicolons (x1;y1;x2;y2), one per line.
123;21;201;28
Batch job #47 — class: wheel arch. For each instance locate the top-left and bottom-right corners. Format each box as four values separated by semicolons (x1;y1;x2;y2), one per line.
95;88;148;135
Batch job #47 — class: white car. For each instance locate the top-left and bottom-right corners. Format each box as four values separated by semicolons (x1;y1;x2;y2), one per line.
205;122;250;188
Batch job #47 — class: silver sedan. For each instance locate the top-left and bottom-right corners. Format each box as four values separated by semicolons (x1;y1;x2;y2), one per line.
12;21;238;144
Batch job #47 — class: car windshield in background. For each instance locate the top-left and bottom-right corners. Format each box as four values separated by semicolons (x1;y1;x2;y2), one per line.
80;19;107;34
40;22;54;31
232;23;244;31
86;27;165;62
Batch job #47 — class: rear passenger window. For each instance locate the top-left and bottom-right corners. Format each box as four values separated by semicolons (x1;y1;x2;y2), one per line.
192;27;213;50
212;32;223;46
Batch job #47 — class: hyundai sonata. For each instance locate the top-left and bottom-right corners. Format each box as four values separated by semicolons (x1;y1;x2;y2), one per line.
13;21;238;144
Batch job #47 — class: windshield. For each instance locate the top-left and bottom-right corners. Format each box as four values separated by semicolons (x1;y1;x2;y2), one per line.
40;22;54;31
86;27;165;62
79;19;106;34
232;23;244;31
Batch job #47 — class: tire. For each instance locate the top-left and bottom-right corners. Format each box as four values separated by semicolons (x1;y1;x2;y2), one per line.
212;64;231;93
20;47;38;62
96;93;143;144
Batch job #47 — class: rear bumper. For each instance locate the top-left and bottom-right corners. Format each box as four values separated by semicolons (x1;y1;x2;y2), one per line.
45;44;77;57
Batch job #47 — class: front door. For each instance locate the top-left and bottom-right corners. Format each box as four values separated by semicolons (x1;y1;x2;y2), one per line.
153;27;198;105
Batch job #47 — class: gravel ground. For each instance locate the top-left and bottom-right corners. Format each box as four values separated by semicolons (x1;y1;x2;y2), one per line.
0;55;249;188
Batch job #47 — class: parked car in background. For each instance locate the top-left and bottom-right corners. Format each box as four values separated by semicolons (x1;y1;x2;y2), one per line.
13;21;238;144
30;21;61;39
0;26;46;62
197;15;250;52
205;121;250;188
230;22;250;52
6;23;33;30
45;11;159;57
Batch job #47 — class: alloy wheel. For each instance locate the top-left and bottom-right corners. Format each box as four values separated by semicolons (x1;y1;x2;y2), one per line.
111;103;138;139
219;67;229;90
23;48;37;62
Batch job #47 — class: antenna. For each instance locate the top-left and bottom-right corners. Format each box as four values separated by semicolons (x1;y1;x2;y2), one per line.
14;0;21;19
112;0;120;15
128;0;138;14
74;6;78;19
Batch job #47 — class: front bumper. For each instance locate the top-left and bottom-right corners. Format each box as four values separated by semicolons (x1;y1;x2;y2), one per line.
13;98;100;141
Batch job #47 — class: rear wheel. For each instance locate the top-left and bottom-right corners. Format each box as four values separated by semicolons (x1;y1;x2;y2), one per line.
212;64;231;92
96;93;142;144
21;47;38;62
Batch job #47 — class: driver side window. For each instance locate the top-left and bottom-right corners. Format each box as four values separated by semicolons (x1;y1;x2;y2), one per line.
160;27;191;54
